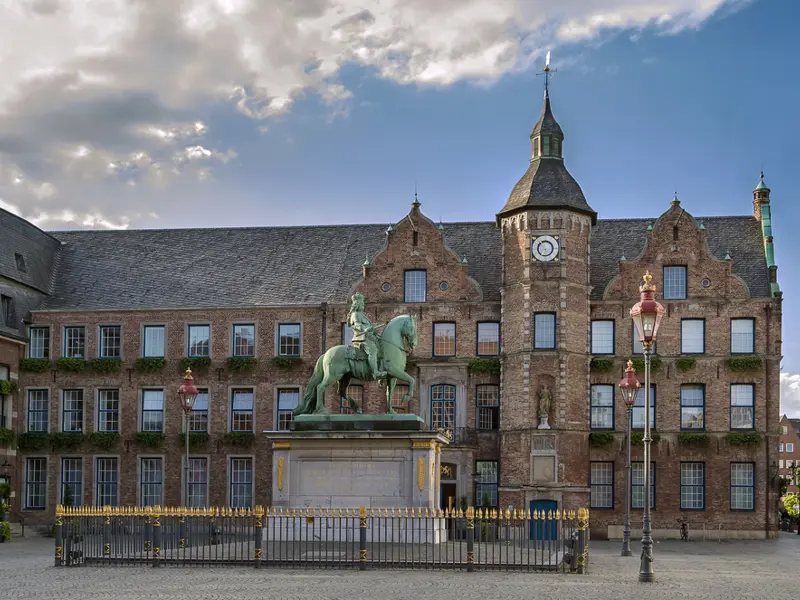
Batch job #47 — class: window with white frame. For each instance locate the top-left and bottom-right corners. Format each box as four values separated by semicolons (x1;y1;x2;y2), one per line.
591;320;615;355
430;384;456;430
632;385;656;429
730;463;754;511
27;389;49;432
233;324;255;357
99;325;121;358
141;389;164;432
780;443;784;452
189;388;208;432
187;325;210;357
680;462;705;509
663;266;687;300
28;326;50;358
680;385;705;430
477;385;499;430
231;388;254;432
590;385;614;430
533;313;556;349
230;457;253;509
392;384;410;414
342;323;354;346
140;458;163;507
277;388;299;431
731;319;755;354
590;462;614;508
142;325;165;358
475;461;498;508
61;458;83;506
788;443;795;453
631;462;655;509
25;458;46;510
730;384;754;430
61;389;84;432
433;322;456;356
340;385;362;415
476;322;500;356
278;323;301;356
97;389;119;433
187;457;208;508
95;458;118;507
404;270;427;303
681;319;705;354
63;326;86;358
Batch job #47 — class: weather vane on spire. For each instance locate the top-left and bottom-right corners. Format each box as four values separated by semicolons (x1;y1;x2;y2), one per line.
537;51;557;96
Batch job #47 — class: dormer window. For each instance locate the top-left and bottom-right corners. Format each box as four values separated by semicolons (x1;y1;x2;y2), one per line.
532;137;539;159
552;137;560;158
542;136;550;156
14;253;27;272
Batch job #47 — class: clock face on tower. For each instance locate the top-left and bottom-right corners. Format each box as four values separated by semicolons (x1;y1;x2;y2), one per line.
531;235;560;262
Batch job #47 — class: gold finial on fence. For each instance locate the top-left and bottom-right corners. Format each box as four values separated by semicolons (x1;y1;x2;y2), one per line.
578;507;589;522
254;505;264;518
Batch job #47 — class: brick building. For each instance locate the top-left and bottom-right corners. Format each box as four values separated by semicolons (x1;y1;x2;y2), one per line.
0;88;782;538
778;415;800;493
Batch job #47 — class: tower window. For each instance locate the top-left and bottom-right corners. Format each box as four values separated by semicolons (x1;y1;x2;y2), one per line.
412;231;418;247
552;137;560;157
542;136;550;156
14;253;27;272
532;137;539;158
673;226;679;241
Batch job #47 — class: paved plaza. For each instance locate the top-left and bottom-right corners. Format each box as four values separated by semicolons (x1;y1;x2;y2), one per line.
2;534;799;599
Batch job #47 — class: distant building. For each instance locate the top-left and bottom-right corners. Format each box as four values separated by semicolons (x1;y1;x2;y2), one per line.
778;415;800;493
0;86;782;539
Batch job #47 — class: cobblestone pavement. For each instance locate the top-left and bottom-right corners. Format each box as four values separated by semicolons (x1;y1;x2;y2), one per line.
2;534;799;599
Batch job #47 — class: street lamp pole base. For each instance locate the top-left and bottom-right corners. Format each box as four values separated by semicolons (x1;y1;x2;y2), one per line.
621;549;632;557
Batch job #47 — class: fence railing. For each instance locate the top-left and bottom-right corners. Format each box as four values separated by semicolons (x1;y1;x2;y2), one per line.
54;505;589;573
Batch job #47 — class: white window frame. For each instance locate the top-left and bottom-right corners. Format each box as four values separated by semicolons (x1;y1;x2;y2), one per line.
663;265;688;300
276;387;300;431
404;270;427;303
788;443;795;453
731;318;755;354
591;320;615;355
98;324;122;359
28;326;50;359
60;457;84;506
94;456;120;507
276;322;302;357
230;388;255;433
62;325;86;359
533;313;556;350
25;457;47;510
476;322;500;356
142;324;166;358
432;322;456;357
232;323;256;358
97;389;120;433
228;456;254;509
60;389;85;433
681;319;705;354
138;456;164;508
141;389;165;433
186;323;211;358
187;456;209;508
26;388;50;433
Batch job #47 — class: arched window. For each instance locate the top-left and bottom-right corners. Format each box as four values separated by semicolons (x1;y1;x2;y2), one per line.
430;384;456;430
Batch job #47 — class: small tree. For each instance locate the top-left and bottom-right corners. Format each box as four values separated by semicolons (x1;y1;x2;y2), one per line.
62;484;74;508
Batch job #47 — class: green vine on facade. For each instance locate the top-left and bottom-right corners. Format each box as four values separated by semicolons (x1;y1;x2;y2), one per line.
134;432;165;449
19;358;51;373
227;357;258;372
180;357;212;372
0;428;15;446
178;432;210;449
135;357;166;372
468;358;501;376
223;432;255;448
0;380;15;395
50;432;86;451
675;357;696;372
726;356;763;372
88;432;121;451
588;432;615;447
726;432;762;446
678;433;710;448
630;432;661;446
629;356;663;372
91;358;122;374
272;356;302;369
55;357;87;372
17;432;50;451
589;358;615;373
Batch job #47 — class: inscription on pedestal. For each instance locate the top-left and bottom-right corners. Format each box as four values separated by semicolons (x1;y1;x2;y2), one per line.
297;461;404;498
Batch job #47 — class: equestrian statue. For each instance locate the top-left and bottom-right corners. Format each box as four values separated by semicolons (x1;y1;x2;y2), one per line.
292;293;418;416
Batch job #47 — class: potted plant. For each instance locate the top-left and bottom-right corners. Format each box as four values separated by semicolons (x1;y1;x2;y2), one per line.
0;483;10;521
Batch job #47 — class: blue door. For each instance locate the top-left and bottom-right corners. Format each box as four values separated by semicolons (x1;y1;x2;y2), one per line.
529;499;558;541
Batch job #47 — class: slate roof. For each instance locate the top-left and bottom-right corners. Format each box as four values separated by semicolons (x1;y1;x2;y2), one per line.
790;419;800;434
531;90;563;138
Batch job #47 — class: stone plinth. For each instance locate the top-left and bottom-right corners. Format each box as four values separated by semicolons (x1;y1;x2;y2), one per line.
291;413;427;432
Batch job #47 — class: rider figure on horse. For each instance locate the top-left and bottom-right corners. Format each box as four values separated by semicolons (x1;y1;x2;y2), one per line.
347;293;387;380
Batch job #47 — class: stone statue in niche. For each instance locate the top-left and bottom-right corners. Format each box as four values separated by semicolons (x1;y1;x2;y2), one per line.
537;384;552;430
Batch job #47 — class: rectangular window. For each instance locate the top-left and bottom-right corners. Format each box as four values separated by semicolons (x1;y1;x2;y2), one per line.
392;384;410;414
231;388;254;432
233;324;255;357
25;458;46;510
277;388;299;431
591;320;615;355
278;323;301;356
475;461;498;508
631;462;655;509
680;385;705;430
189;389;209;432
143;325;165;358
680;462;705;510
342;323;354;346
730;384;754;430
681;319;705;354
590;385;614;430
140;458;163;507
731;318;755;354
632;385;656;429
404;270;427;303
95;458;118;507
533;313;556;349
730;463;754;511
780;443;784;452
187;325;210;357
663;266;687;300
788;443;795;453
187;457;208;508
28;326;50;358
1;295;13;327
27;389;49;432
230;457;253;509
476;385;499;430
433;322;456;357
341;385;363;415
779;459;784;469
61;458;83;506
61;389;84;433
430;384;456;430
476;322;500;356
590;462;614;509
98;325;121;358
141;389;164;432
632;323;656;355
63;326;86;358
97;389;119;433
542;135;550;156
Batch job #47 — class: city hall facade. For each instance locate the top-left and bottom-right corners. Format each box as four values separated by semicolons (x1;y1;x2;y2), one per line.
0;89;782;539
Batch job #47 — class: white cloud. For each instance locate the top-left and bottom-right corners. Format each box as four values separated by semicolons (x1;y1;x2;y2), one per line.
0;0;750;228
782;373;800;418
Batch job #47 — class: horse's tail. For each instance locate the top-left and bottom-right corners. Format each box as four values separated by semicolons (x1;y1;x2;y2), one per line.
301;355;325;405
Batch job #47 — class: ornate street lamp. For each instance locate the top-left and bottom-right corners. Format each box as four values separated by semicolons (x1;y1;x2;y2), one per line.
630;271;665;583
618;360;640;557
178;369;199;507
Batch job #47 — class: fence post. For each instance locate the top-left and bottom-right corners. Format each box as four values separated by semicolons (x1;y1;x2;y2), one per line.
254;505;264;568
152;505;162;568
466;506;475;572
359;506;367;571
144;507;152;555
576;507;589;575
54;505;64;567
179;508;186;553
103;506;111;561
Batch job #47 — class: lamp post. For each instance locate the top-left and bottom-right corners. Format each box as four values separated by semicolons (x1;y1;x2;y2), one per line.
630;271;665;583
618;360;641;557
177;369;199;507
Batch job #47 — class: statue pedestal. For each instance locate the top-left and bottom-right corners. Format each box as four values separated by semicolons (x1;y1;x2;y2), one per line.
537;416;551;430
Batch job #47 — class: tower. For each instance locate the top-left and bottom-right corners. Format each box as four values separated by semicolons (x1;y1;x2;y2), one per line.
496;59;596;510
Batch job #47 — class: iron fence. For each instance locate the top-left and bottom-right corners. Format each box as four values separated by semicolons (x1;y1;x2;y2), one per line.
55;505;589;572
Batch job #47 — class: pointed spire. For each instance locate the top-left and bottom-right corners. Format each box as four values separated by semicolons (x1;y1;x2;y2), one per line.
671;192;680;206
755;170;768;190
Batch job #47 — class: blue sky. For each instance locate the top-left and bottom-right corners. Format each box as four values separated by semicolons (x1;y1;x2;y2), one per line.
0;0;797;412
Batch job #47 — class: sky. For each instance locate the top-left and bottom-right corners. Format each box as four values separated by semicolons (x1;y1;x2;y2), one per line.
0;0;798;414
